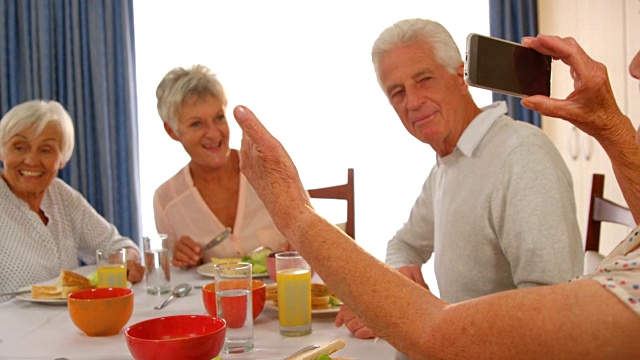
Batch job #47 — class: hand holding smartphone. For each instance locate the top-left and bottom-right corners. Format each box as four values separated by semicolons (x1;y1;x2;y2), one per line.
464;33;552;98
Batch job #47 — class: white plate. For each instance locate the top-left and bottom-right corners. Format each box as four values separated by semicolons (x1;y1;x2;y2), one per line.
264;301;342;315
16;289;68;305
196;263;270;278
16;265;132;305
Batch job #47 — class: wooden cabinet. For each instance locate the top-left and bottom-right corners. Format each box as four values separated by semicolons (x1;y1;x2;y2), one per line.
538;0;635;254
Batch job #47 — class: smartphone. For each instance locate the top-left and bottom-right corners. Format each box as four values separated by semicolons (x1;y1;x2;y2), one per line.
464;33;552;98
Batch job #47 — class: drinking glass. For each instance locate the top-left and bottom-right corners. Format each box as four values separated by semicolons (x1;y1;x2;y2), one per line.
96;248;127;288
275;251;312;336
213;262;254;354
143;234;171;295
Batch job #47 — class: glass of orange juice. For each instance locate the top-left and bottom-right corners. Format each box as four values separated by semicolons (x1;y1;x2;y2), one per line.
276;251;311;336
96;248;127;288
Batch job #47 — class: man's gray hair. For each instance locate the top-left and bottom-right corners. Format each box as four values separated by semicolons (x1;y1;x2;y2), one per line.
371;19;462;86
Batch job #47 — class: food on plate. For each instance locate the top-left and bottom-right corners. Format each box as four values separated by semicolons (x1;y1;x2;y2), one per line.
31;270;94;299
315;355;354;360
241;249;269;274
266;283;343;310
210;249;270;275
311;283;331;310
210;257;242;265
266;282;277;301
86;272;99;287
288;339;353;360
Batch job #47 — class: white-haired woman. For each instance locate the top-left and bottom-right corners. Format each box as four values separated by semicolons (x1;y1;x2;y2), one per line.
0;100;144;302
154;65;288;268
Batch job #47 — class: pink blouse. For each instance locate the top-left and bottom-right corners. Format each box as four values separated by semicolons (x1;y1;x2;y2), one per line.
153;165;287;259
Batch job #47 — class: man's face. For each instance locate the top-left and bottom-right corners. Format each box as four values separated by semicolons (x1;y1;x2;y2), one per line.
377;41;469;155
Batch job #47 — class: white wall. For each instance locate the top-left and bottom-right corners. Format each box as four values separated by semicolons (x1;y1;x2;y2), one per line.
134;0;490;292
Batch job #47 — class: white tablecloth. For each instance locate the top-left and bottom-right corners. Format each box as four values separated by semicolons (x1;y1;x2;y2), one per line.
0;266;397;359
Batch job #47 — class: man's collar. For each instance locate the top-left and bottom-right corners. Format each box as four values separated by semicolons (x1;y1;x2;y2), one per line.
435;101;508;165
456;101;508;157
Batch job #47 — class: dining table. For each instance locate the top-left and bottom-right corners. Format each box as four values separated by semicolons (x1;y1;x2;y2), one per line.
0;265;398;360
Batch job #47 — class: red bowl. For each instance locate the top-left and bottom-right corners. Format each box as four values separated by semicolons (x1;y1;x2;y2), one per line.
202;280;266;323
67;287;133;337
266;251;282;282
125;315;226;360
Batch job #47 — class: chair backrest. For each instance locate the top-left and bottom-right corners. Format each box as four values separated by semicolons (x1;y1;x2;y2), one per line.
306;168;355;239
585;173;635;252
584;173;635;274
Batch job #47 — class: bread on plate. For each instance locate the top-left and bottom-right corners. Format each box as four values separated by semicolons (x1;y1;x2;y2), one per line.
31;270;94;300
288;339;354;360
267;283;341;311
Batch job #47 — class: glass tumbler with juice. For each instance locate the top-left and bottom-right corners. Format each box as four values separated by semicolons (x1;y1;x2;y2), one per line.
96;248;127;288
276;251;311;336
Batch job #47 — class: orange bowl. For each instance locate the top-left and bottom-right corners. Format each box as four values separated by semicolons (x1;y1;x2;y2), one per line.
202;279;266;322
67;287;134;336
125;315;226;360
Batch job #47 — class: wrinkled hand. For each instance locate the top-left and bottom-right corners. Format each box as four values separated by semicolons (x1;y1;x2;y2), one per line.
124;247;145;283
520;34;631;143
398;265;429;290
171;235;203;268
126;259;145;284
335;305;377;339
232;105;311;235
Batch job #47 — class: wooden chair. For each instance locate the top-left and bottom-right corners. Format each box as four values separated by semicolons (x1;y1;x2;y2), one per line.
583;173;635;273
307;168;355;240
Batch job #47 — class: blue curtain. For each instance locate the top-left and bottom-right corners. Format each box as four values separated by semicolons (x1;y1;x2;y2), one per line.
0;0;141;243
489;0;541;127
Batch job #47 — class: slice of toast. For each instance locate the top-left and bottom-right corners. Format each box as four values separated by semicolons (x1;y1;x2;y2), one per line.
31;285;62;299
266;283;277;301
32;270;93;299
59;270;91;287
288;339;346;360
60;285;89;298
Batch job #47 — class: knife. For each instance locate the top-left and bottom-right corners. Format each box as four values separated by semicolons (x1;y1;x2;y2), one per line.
200;227;232;254
0;289;31;297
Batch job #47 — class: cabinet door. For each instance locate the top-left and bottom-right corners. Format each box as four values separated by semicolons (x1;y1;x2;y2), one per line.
539;0;630;254
627;0;640;126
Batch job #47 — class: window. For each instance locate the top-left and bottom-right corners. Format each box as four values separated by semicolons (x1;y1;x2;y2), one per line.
134;1;490;294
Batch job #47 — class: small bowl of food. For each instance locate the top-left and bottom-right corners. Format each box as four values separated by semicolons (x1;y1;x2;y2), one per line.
202;279;267;323
124;315;226;360
67;287;134;337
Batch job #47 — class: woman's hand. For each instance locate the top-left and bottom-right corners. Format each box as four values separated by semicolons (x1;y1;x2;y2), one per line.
126;260;145;283
520;34;634;144
171;235;203;268
335;305;377;339
124;247;145;283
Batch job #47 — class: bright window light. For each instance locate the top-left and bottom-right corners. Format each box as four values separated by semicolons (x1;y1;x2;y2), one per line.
134;0;491;295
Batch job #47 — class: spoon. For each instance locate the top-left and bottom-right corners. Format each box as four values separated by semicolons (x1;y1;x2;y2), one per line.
154;283;192;310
